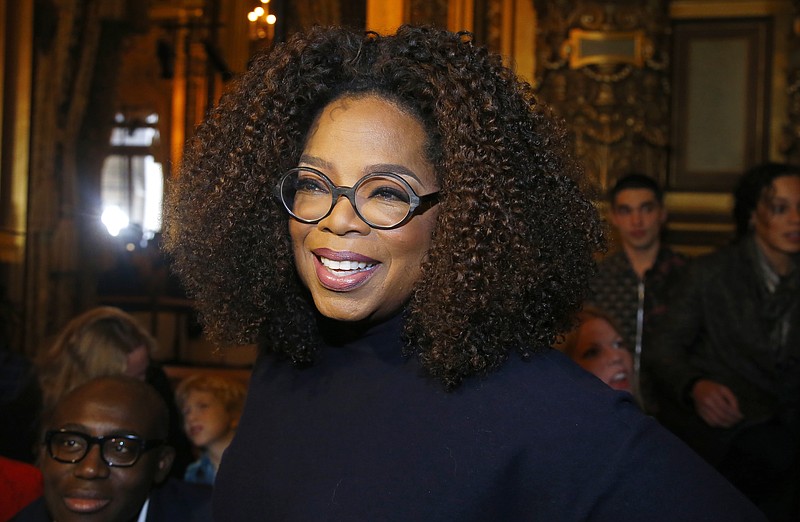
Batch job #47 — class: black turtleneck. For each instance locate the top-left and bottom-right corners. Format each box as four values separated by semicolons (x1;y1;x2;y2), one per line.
214;314;764;521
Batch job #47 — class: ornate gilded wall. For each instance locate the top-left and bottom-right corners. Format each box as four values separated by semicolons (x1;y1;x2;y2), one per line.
532;0;671;193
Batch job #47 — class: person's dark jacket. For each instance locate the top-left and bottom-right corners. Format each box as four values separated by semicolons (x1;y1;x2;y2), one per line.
145;364;194;479
645;236;800;461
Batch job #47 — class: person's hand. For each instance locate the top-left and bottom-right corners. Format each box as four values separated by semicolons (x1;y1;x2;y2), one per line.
691;379;743;428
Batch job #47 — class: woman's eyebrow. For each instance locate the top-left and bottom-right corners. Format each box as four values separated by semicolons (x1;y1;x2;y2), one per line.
298;155;422;183
371;163;421;183
298;154;334;171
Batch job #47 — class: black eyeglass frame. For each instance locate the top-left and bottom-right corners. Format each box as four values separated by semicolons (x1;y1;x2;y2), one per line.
275;166;440;230
44;429;165;468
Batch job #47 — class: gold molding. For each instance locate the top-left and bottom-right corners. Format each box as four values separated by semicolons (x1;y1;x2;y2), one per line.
0;0;32;263
510;0;535;82
667;222;734;232
670;0;792;19
563;29;647;68
448;0;474;32
664;192;733;215
366;0;408;34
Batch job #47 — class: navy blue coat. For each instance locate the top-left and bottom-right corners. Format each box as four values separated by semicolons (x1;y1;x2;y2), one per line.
214;315;766;521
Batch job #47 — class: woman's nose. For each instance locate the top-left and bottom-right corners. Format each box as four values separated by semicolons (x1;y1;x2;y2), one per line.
318;196;371;235
608;349;624;365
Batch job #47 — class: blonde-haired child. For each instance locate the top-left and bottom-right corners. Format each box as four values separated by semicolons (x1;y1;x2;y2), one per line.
176;374;247;485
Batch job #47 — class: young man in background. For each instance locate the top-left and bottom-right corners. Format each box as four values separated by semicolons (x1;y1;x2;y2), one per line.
589;173;687;413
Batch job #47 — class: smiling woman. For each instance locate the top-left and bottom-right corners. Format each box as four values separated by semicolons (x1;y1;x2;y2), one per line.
288;95;439;323
164;25;766;521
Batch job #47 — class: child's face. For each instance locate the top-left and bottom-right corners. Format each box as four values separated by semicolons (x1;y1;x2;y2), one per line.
181;390;236;449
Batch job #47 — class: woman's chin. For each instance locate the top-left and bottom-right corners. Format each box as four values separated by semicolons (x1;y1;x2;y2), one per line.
313;298;380;324
609;381;631;392
311;289;404;325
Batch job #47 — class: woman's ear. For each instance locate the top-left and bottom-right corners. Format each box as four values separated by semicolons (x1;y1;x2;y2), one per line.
154;446;176;483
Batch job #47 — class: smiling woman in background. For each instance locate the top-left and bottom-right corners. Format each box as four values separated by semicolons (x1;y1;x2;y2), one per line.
164;25;765;521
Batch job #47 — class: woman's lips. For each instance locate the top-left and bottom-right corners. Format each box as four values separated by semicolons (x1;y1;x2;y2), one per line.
312;249;379;292
608;371;631;392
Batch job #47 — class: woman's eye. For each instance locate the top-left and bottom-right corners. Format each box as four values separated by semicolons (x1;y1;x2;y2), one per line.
580;346;600;360
369;186;409;203
295;177;328;193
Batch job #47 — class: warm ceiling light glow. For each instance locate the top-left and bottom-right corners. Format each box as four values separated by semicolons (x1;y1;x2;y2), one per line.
260;0;270;3
254;6;265;16
266;14;277;24
247;11;258;22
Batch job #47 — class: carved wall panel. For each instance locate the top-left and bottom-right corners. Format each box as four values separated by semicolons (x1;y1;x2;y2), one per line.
532;0;670;193
409;0;449;27
781;0;800;162
473;0;505;52
670;17;771;191
24;0;137;353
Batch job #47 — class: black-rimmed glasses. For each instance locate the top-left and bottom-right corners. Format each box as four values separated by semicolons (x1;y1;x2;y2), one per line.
275;167;440;230
45;430;165;468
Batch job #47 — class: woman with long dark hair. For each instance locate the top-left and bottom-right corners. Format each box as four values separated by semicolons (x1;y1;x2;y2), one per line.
165;25;764;520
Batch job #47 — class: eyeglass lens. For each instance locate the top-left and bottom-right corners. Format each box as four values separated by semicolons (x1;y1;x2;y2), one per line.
48;431;143;467
281;168;414;228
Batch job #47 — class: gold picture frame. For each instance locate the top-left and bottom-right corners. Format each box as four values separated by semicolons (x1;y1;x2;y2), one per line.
562;28;646;68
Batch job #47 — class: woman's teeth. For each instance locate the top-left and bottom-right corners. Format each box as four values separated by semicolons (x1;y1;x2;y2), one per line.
320;257;374;272
610;372;628;383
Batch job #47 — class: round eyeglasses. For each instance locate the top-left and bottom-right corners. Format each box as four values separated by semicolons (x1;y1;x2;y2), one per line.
275;167;440;230
45;430;165;468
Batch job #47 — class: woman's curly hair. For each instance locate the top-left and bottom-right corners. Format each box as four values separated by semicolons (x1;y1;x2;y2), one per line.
164;25;604;388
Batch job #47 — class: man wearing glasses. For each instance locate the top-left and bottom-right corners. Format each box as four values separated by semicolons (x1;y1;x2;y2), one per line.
12;375;211;522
